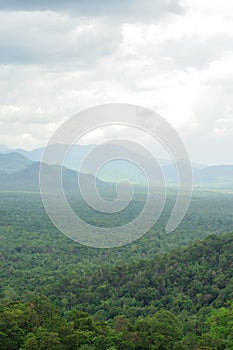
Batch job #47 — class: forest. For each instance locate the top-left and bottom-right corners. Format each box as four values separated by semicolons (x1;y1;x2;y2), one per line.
0;188;233;349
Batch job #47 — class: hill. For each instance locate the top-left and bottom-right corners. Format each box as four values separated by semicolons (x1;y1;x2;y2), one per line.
46;232;233;318
0;146;233;189
0;161;115;200
0;152;33;174
196;164;233;185
0;221;233;349
0;144;10;153
0;144;201;184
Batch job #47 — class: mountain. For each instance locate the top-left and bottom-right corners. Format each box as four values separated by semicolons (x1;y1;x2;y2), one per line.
8;144;96;166
0;161;114;197
197;164;233;178
0;145;233;188
0;145;11;153
2;144;206;182
0;152;34;174
195;165;233;186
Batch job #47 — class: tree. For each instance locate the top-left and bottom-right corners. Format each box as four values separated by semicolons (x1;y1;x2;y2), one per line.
201;305;233;349
20;328;62;350
135;310;183;349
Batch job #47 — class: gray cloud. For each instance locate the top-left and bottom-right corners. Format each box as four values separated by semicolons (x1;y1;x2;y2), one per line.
0;0;233;165
0;0;185;20
0;12;122;66
0;1;186;67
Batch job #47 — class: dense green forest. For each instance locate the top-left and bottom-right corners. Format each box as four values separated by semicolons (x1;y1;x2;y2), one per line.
0;189;233;349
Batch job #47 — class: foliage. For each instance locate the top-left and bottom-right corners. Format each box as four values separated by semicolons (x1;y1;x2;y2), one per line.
0;190;233;348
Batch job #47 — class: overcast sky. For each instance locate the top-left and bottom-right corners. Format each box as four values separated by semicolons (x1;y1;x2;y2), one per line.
0;0;233;164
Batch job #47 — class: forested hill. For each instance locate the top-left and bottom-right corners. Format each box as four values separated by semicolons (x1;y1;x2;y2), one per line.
47;232;233;318
1;232;233;349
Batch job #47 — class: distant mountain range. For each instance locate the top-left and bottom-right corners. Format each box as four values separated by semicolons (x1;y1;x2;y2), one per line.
1;144;97;169
0;143;206;169
0;152;33;174
195;165;233;186
0;145;232;190
0;145;11;153
0;160;113;199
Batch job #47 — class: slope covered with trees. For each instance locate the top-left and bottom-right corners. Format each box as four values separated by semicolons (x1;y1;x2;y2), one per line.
0;188;233;348
0;233;233;349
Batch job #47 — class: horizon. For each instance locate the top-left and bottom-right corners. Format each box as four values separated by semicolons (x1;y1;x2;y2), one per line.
1;142;233;167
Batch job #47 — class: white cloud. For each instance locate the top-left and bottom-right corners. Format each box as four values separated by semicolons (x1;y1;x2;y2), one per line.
0;1;232;164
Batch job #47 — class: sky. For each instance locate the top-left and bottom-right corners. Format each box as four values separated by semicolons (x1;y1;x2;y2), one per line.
0;0;233;164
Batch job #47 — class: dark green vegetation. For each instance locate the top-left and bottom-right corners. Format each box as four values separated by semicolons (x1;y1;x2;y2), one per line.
0;149;233;349
0;187;233;349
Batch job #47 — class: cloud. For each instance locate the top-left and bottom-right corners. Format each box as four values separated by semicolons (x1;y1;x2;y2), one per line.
202;54;233;89
159;36;233;69
0;12;122;66
0;0;233;165
0;2;186;67
0;0;185;20
0;119;58;149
